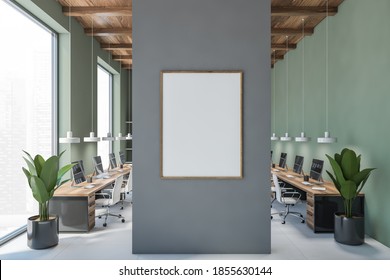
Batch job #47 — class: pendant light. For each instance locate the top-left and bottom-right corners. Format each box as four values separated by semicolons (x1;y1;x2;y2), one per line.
295;19;311;142
318;0;337;143
271;50;280;141
84;17;100;142
116;55;127;141
59;5;80;144
280;36;291;142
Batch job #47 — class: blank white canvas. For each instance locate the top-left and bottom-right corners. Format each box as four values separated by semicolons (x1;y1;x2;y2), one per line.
161;72;242;178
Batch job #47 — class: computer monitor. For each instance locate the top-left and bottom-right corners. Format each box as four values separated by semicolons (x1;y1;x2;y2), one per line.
109;153;117;169
293;155;304;175
279;152;287;169
92;156;104;174
119;151;126;165
310;159;324;182
71;161;86;184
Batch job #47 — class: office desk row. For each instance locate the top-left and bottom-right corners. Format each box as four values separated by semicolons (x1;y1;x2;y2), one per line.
50;165;132;232
272;167;364;233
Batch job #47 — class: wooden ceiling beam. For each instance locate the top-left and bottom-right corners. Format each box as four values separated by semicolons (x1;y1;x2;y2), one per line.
63;6;132;16
85;28;131;36
112;55;132;60
101;43;132;50
271;43;297;50
271;6;338;16
272;27;313;36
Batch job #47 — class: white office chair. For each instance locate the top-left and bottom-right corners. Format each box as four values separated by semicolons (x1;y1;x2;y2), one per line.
95;175;125;227
120;169;133;210
271;173;305;224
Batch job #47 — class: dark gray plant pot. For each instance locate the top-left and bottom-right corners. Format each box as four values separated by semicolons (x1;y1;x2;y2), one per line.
334;213;364;245
27;215;59;249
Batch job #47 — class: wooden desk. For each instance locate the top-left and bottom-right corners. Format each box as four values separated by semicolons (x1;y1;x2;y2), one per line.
50;165;132;232
272;168;364;233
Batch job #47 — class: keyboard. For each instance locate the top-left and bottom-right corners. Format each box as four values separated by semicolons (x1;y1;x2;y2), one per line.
312;186;326;191
302;181;313;186
84;184;96;189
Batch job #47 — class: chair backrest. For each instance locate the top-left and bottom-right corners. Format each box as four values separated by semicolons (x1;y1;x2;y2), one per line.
272;174;284;204
110;175;124;205
123;170;132;193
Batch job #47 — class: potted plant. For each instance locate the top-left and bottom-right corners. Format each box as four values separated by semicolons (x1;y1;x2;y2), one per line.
22;150;73;249
326;148;375;245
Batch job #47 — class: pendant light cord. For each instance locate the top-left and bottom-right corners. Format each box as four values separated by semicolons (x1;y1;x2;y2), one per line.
69;5;72;132
286;36;289;133
326;0;329;131
273;50;276;133
302;19;305;132
91;17;94;132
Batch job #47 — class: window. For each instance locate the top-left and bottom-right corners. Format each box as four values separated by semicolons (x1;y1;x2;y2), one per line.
97;66;113;170
0;0;57;243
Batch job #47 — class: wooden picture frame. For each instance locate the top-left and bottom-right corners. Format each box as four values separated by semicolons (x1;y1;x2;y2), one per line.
160;70;243;179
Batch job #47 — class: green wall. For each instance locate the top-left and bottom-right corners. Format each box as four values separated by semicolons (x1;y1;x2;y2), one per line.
272;0;390;247
15;0;130;174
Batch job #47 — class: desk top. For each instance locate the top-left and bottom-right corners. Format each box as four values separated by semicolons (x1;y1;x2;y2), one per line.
54;165;132;197
271;167;340;196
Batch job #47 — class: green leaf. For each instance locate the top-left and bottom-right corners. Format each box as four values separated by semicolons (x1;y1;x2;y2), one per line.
356;155;361;172
326;154;346;185
34;155;45;176
326;171;341;193
40;156;59;193
22;167;32;186
58;150;66;159
335;153;342;166
352;168;375;188
341;149;359;180
56;164;74;186
30;176;49;203
23;157;37;176
23;150;35;165
357;169;375;193
340;180;358;200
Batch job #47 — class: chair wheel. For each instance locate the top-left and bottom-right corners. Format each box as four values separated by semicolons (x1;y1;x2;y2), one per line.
271;216;273;219
121;219;125;223
300;214;303;217
282;221;285;224
301;220;305;223
120;207;123;210
98;216;101;219
103;223;107;227
118;214;122;217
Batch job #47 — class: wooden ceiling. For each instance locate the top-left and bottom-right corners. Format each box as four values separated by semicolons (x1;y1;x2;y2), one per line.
58;0;344;70
271;0;344;67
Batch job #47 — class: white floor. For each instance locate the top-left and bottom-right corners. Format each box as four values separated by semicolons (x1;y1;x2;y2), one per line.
1;198;389;260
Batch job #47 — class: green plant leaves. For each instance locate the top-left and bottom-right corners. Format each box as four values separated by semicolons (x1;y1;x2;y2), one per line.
30;176;49;203
23;157;37;176
341;149;359;180
326;154;346;185
40;156;59;193
340;180;357;200
34;155;45;176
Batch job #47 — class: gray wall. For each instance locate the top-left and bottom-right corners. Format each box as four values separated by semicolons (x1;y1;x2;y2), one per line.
133;0;271;254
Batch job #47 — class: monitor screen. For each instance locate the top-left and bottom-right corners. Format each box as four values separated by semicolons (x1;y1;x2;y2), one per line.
279;152;287;168
119;151;126;165
71;161;86;184
109;153;117;169
293;155;304;175
92;156;104;174
310;159;324;181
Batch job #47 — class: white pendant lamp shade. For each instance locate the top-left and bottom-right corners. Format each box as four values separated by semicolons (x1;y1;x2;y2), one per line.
271;133;279;141
125;133;132;140
102;132;115;141
295;132;311;142
280;132;292;142
317;131;337;144
84;132;100;142
116;132;127;140
59;131;80;144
